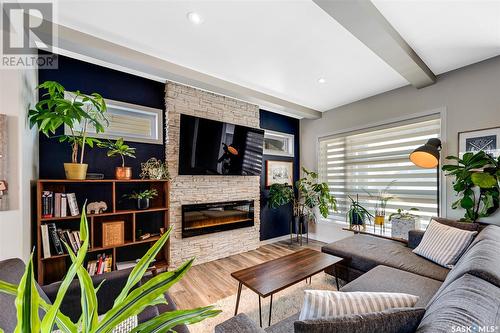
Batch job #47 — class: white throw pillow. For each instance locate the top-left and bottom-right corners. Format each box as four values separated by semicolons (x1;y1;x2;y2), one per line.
298;290;419;321
413;219;477;268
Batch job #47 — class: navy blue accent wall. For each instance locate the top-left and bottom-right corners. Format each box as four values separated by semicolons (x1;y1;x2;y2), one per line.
38;53;165;179
259;110;300;241
38;53;299;242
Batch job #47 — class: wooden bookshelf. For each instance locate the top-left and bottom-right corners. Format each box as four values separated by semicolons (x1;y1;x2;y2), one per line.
35;179;170;285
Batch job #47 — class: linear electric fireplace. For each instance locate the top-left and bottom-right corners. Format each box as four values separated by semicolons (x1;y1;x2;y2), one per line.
182;200;254;238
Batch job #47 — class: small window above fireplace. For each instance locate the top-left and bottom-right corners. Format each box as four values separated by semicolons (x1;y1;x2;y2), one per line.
182;200;254;238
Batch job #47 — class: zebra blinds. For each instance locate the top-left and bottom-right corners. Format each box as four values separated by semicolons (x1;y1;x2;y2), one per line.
318;115;441;230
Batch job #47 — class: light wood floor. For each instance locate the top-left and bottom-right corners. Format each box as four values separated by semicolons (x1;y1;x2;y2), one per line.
169;238;325;309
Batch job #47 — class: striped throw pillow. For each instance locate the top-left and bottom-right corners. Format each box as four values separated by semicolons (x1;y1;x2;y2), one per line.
299;290;419;321
413;219;477;268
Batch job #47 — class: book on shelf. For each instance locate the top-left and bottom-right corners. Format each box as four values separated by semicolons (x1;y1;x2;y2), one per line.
54;193;62;217
87;253;113;276
42;191;54;218
67;193;79;216
47;223;64;255
41;192;77;219
60;194;67;217
40;224;51;258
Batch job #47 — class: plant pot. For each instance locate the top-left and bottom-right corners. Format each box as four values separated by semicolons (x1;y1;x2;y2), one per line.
137;198;150;210
391;217;416;240
115;167;132;180
350;213;364;226
64;163;88;180
292;215;308;234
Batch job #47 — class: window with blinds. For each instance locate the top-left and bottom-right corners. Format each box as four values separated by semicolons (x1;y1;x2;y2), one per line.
318;116;441;230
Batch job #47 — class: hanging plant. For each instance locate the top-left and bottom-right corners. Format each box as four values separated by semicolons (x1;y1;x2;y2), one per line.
442;151;500;222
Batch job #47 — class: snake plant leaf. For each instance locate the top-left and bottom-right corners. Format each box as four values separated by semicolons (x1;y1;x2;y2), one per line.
0;281;76;333
95;258;194;333
129;306;221;333
0;280;18;295
112;227;172;307
41;210;90;332
63;241;99;332
471;172;497;188
13;253;40;333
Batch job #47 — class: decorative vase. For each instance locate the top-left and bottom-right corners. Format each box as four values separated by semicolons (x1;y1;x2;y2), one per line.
350;213;365;231
374;206;386;233
391;217;417;240
293;215;308;234
115;167;132;180
64;163;88;180
137;198;150;210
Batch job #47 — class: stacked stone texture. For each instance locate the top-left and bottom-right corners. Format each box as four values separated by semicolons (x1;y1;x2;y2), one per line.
165;82;260;267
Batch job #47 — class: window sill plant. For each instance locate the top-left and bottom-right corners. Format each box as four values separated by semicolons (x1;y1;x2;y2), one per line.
346;194;373;231
0;208;219;332
28;81;107;180
388;208;419;240
98;138;136;180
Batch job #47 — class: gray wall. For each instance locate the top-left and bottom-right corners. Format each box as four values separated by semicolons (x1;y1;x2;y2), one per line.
301;56;500;227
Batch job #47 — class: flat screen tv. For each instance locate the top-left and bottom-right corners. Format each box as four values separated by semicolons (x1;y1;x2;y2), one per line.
178;114;264;175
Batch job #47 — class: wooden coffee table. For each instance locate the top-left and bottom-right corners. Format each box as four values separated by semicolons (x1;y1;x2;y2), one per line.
231;248;342;327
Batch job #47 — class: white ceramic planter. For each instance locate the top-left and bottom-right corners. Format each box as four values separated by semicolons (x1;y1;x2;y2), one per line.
391;217;417;240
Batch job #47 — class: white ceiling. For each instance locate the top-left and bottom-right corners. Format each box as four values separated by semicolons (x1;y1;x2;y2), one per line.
372;0;500;75
54;0;500;113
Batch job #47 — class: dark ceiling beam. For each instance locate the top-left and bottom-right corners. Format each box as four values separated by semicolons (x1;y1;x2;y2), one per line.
313;0;436;88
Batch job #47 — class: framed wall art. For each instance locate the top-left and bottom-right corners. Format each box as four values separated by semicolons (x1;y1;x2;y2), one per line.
458;126;500;158
265;160;293;187
263;130;294;157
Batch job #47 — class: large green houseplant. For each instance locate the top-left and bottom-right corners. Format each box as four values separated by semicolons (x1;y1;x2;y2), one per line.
268;167;337;234
442;151;500;222
28;81;108;180
0;208;219;332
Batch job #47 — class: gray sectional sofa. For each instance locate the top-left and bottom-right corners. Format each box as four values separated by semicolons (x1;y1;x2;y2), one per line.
216;219;500;333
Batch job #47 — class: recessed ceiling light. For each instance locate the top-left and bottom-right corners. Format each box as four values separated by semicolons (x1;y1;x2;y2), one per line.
318;78;326;84
187;12;203;25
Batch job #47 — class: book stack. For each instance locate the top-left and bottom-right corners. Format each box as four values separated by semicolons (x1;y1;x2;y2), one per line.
40;222;83;258
41;192;79;218
87;254;113;276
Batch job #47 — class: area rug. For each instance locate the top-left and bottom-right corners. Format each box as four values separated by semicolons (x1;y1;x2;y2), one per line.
188;273;337;333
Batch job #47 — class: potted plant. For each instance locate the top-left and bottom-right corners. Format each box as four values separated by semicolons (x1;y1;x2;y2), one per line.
364;181;396;232
0;208;220;332
140;157;170;180
268;167;337;238
442;151;500;222
98;138;136;179
388;208;419;239
28;81;107;180
125;189;158;210
346;194;373;231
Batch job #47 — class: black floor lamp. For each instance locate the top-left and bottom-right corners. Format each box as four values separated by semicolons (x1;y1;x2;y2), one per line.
409;138;442;215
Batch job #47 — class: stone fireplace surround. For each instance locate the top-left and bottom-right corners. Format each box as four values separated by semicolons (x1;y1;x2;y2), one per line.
165;81;261;267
